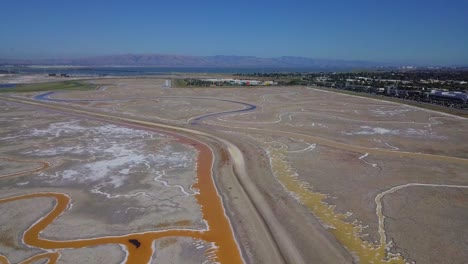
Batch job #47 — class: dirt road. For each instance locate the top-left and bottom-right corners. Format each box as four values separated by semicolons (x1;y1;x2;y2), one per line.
0;95;353;263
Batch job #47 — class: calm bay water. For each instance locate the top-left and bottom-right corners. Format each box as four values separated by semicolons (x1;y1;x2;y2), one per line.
0;66;346;76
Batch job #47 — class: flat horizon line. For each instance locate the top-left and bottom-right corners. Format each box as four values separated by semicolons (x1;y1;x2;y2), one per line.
0;53;466;68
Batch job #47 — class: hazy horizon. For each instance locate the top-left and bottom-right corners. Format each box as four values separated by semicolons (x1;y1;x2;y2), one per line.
1;1;467;65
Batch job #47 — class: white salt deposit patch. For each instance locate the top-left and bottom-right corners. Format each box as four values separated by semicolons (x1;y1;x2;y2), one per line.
0;135;22;141
23;120;197;189
192;239;206;249
310;123;328;128
204;242;221;263
384;142;399;150
61;170;80;180
373;138;400;150
342;126;445;139
37;144;195;188
153;170;197;196
356;127;392;135
358;153;378;168
119;168;130;174
370;108;411;117
28;120;164;140
287;143;317;153
91;185;155;200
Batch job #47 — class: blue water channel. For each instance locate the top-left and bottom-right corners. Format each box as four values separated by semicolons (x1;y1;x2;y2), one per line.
34;91;257;125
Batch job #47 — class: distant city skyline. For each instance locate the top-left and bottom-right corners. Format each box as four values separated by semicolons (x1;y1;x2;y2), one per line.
1;0;467;65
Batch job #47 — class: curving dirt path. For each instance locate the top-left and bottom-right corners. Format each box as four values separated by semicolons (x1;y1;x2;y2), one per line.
4;87;467;263
16;94;354;263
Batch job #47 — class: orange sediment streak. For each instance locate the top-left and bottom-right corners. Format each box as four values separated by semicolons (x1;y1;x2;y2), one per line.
0;157;50;179
0;252;60;264
187;140;243;263
19;252;60;264
0;132;243;263
0;255;10;264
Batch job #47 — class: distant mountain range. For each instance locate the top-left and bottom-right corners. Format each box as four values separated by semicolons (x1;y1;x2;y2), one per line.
0;54;387;68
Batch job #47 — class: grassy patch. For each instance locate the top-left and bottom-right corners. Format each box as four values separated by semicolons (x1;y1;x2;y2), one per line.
0;81;96;93
172;79;187;88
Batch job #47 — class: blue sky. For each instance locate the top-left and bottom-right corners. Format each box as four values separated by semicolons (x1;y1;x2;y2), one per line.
1;0;467;65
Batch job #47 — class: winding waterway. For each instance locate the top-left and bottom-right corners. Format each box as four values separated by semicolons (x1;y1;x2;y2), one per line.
0;101;244;264
4;87;467;263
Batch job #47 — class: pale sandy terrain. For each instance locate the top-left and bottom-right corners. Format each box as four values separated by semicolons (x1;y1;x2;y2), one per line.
0;102;219;263
0;74;103;84
1;77;467;264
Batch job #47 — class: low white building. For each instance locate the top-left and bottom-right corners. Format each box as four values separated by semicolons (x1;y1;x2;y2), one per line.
201;78;274;86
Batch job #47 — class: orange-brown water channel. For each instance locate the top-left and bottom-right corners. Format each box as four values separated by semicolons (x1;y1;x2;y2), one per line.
0;157;50;179
0;126;243;264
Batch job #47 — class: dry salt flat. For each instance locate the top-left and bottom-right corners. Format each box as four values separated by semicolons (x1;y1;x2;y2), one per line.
0;103;218;263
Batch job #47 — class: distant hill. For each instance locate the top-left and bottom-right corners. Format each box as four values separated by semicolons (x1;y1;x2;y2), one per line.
0;54;384;68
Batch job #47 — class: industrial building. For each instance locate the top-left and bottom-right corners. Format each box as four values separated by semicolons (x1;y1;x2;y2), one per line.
201;78;277;86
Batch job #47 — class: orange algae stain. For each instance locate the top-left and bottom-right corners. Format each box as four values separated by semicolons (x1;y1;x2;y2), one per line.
0;255;10;264
174;136;244;264
155;220;192;228
0;132;243;264
0;157;50;179
0;251;60;264
19;252;60;264
174;220;192;226
267;147;405;264
0;183;225;263
154;222;171;228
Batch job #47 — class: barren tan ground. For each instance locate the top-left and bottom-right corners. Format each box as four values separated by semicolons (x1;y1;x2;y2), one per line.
1;77;467;264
